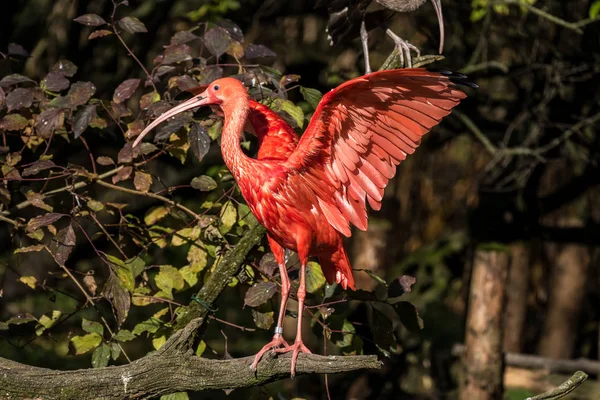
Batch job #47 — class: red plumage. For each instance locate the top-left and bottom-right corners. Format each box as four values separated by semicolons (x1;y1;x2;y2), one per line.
133;68;472;376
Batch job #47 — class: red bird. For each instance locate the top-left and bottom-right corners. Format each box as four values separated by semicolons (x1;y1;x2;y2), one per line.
133;68;472;376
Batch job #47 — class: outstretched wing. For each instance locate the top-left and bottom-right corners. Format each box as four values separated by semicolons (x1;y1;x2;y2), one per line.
285;68;473;236
247;100;299;161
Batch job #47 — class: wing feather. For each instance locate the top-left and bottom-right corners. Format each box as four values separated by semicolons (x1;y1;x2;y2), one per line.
285;68;471;235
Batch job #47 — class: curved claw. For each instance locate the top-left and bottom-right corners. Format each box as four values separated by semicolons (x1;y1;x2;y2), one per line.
250;334;290;371
274;340;312;378
385;29;421;68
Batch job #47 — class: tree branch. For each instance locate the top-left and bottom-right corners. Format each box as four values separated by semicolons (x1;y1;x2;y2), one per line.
528;371;588;400
0;353;381;400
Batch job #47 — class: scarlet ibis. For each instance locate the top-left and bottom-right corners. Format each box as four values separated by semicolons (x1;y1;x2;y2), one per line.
133;68;473;376
319;0;444;72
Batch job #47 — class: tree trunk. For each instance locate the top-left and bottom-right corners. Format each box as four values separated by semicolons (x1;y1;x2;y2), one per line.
538;235;590;359
503;242;530;353
460;248;509;400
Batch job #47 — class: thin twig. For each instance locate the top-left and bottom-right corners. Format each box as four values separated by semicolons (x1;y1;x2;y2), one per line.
527;371;588;400
95;179;202;222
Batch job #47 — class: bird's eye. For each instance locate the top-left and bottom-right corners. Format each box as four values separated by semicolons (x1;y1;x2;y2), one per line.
213;85;220;91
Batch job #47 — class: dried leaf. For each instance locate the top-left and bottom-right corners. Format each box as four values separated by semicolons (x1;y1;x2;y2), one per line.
51;60;78;77
176;75;200;91
133;171;152;193
191;175;217;191
112;79;141;104
73;104;97;138
258;253;279;276
0;74;35;88
88;29;113;40
0;114;29;131
68;81;96;107
22;160;56;177
73;14;107;27
139;91;160;110
14;244;45;254
244;281;277;307
25;191;52;212
96;156;114;166
189;124;211;161
216;19;244;42
42;72;70;92
170;31;200;45
388;275;417;298
50;224;76;265
163;44;193;65
102;272;131;327
36;108;65;139
6;88;34;112
244;44;276;59
26;213;65;232
118;17;147;34
8;43;29;57
154;114;192;142
203;27;231;58
84;274;98;296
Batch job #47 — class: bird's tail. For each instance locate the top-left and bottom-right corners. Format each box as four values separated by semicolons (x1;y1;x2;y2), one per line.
319;245;356;291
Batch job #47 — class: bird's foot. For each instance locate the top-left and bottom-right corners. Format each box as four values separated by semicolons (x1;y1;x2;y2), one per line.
274;339;312;378
385;29;421;68
250;333;290;371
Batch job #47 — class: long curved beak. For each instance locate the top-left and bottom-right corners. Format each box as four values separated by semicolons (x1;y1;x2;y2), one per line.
431;0;444;54
132;93;209;148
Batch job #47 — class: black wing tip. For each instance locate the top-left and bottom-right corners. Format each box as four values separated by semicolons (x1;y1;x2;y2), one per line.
426;68;479;89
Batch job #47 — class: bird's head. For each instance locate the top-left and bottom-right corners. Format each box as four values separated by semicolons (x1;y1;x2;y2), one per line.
132;77;247;148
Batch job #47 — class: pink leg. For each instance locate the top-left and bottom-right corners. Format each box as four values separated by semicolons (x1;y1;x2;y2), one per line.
251;237;291;371
274;261;311;377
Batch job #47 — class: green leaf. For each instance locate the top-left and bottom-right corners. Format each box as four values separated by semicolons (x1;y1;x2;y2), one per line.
125;256;146;278
18;276;37;289
110;342;121;360
160;392;189;400
252;309;274;330
371;308;395;351
132;317;162;336
394;301;424;332
155;265;185;299
114;329;136;342
152;334;167;350
196;340;206;357
219;201;237;233
171;226;201;246
590;0;600;19
36;310;62;336
70;333;102;355
271;99;304;129
306;261;325;293
299;86;323;110
91;343;110;368
191;175;217;191
82;318;104;335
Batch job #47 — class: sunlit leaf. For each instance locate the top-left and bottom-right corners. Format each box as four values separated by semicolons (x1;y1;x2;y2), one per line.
26;213;65;232
70;333;102;355
139;91;160;110
14;244;45;254
244;281;277;307
219;201;237;233
591;0;600;18
118;17;147;34
36;310;62;336
299;86;323;110
18;276;37;289
84;274;98;296
133;171;152;193
92;343;110;368
145;206;169;225
306;261;325;293
88;29;113;40
155;265;184;299
132;317;162;336
96;156;114;166
73;14;107;27
160;393;189;400
152;335;166;350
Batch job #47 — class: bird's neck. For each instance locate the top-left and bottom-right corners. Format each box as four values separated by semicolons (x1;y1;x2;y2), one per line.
220;97;254;181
